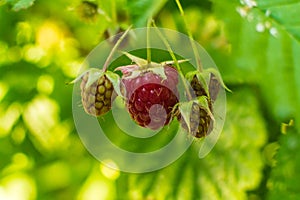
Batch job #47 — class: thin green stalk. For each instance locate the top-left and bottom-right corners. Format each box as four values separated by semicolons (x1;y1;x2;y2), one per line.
175;0;203;71
147;18;152;64
111;0;117;23
175;0;184;15
152;21;193;100
103;26;132;72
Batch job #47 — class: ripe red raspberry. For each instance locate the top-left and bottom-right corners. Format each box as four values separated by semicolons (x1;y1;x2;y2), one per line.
120;65;179;130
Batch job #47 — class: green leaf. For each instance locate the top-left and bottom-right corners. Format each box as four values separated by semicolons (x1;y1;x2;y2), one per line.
267;130;300;199
127;0;168;27
256;0;300;42
212;0;299;124
116;89;268;199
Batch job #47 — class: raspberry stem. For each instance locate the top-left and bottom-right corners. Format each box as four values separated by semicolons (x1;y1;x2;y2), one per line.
103;25;132;72
175;0;203;72
147;18;152;64
152;21;193;100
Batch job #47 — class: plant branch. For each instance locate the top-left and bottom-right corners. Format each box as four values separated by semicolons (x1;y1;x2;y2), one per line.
103;25;132;72
147;18;152;64
175;0;203;71
152;21;193;100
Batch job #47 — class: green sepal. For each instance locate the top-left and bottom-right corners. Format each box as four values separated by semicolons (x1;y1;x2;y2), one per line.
148;66;167;80
205;68;232;92
121;52;189;81
67;68;103;89
122;51;148;67
121;69;141;80
185;71;210;97
185;71;198;82
85;69;104;89
105;71;123;97
178;101;194;133
197;73;209;96
178;96;214;134
66;71;87;85
194;96;214;121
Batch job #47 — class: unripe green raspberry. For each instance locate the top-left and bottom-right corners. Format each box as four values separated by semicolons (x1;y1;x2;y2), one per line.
80;73;115;116
179;102;213;138
178;75;214;138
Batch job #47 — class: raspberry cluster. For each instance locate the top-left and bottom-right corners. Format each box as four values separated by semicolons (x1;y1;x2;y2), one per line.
78;53;221;138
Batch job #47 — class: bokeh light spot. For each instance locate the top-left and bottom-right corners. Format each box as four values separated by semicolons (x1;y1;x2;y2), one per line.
100;160;120;180
0;103;22;137
11;125;26;144
0;82;8;101
37;75;54;95
23;45;45;63
78;179;110;200
63;60;83;78
36;22;62;49
0;173;36;200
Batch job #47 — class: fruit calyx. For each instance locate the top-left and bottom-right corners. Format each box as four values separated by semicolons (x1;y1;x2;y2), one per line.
185;68;231;102
116;51;188;81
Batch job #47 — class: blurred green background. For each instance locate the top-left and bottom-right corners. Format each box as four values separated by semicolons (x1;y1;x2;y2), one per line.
0;0;299;199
